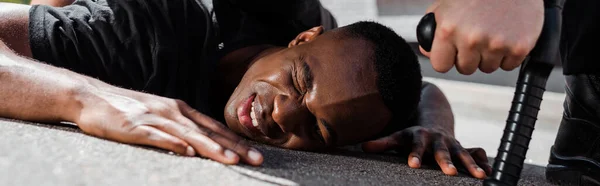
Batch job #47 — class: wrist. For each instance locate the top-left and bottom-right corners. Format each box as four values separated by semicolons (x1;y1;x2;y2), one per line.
62;76;101;123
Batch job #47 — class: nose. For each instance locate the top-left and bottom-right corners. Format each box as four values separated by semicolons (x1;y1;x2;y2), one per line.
271;94;313;134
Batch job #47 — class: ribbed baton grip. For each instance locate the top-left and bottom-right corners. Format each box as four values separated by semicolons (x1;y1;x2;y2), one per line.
485;62;553;186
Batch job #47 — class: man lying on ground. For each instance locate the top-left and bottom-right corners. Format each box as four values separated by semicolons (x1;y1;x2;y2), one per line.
0;0;490;178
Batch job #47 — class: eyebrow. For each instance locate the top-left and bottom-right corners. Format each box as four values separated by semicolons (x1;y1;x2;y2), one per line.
320;119;338;146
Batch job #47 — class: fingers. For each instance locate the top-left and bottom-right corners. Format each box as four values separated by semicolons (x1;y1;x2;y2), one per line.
200;128;264;166
455;47;480;75
433;139;457;176
479;37;506;73
129;125;194;156
178;101;241;140
177;103;263;165
451;144;487;179
430;22;458;73
480;52;503;74
467;148;492;174
145;116;241;165
500;52;526;71
407;130;430;169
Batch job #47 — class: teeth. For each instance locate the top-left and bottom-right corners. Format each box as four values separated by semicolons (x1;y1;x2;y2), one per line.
250;101;259;127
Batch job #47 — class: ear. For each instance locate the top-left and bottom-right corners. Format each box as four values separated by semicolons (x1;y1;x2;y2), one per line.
288;26;324;48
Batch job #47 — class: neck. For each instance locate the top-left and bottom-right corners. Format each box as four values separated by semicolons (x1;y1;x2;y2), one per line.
208;45;283;121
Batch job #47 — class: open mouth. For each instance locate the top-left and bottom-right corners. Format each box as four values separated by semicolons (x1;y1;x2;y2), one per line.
237;94;266;137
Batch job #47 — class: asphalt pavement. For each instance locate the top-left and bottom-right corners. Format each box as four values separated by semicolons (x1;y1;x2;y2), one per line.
0;117;554;186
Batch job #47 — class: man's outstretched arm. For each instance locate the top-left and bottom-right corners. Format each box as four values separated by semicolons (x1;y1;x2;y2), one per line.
362;81;491;179
0;3;263;165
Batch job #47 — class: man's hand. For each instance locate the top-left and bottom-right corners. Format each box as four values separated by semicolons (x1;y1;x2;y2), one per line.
420;0;544;75
361;126;491;179
75;87;264;166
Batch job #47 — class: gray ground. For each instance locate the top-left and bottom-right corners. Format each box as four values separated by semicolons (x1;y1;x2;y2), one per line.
0;119;553;186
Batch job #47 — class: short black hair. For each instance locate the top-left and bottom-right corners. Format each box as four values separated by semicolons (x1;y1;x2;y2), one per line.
340;21;422;137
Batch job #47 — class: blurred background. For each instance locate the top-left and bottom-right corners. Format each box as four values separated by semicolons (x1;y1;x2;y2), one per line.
0;0;565;167
0;0;30;4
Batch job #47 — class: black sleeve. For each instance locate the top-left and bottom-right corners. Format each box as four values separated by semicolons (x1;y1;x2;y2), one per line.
28;0;211;96
213;0;337;58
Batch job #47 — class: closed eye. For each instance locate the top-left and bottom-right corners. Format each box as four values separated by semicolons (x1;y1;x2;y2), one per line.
301;59;313;91
293;56;312;95
292;64;302;94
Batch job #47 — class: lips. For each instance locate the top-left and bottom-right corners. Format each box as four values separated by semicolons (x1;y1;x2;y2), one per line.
237;94;265;136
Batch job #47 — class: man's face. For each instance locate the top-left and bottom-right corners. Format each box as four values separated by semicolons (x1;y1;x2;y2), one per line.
224;28;392;150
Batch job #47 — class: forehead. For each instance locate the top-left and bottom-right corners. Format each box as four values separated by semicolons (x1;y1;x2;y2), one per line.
302;33;392;144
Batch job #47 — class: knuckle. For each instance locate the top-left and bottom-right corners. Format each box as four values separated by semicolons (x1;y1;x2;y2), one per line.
119;118;135;130
437;23;456;40
488;35;507;52
147;102;171;115
198;128;215;138
171;99;188;110
464;30;484;49
157;105;173;115
181;126;195;139
173;99;185;105
166;99;180;109
465;36;480;49
511;43;531;57
432;133;447;142
456;147;470;155
133;126;152;140
232;139;249;152
185;107;200;116
170;139;188;149
415;128;429;136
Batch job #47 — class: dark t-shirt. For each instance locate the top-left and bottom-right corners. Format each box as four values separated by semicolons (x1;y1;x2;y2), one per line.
28;0;336;116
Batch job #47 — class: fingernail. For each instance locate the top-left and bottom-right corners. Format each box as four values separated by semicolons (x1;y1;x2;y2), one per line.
477;167;484;173
411;157;420;166
248;149;262;162
186;146;195;157
224;149;237;159
448;164;456;170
